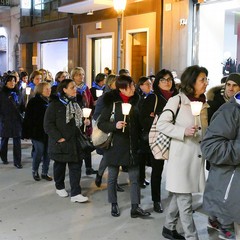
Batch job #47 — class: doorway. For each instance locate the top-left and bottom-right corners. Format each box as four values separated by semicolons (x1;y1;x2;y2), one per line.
92;37;112;81
126;29;148;83
86;33;114;87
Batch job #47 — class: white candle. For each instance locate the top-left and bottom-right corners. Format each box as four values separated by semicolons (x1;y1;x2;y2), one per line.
82;108;92;118
22;82;27;89
121;103;132;115
96;89;103;97
26;87;31;95
121;103;132;132
190;101;203;137
190;101;203;116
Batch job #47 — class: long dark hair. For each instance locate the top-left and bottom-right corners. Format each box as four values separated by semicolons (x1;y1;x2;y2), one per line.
153;69;176;95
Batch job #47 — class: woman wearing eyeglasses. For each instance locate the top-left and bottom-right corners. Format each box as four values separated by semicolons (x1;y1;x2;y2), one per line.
147;70;179;214
157;65;209;239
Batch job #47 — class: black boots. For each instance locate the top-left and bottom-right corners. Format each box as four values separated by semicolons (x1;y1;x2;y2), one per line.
111;203;120;217
162;226;185;239
153;202;163;213
130;205;151;218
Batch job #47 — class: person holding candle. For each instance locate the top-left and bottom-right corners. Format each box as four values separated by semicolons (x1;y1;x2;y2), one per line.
24;70;42;105
90;73;106;105
137;71;178;214
44;79;89;203
22;82;52;181
71;67;97;176
98;74;151;218
0;74;24;168
157;65;209;239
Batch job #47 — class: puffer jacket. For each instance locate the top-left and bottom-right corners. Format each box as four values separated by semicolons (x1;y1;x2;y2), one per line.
201;95;240;224
97;90;140;167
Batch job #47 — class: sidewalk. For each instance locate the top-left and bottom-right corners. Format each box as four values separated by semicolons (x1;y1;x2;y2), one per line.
0;142;218;240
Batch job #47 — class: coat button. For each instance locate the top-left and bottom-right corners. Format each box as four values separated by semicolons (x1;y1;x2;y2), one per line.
198;127;201;130
198;155;202;158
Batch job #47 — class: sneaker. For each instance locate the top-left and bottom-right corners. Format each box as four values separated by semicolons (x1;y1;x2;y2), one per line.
219;227;236;240
207;217;221;231
56;189;69;198
70;194;88;203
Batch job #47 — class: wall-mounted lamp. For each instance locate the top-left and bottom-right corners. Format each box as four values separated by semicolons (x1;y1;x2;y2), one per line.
87;10;93;15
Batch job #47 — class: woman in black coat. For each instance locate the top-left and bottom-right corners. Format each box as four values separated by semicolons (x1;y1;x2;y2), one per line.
98;75;151;218
0;74;24;168
44;79;89;203
149;69;178;213
23;82;52;181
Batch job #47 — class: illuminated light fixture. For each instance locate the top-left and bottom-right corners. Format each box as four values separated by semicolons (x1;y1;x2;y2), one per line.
87;10;93;15
113;0;126;13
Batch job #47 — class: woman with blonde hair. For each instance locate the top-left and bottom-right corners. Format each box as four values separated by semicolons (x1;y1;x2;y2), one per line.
23;82;52;181
71;67;97;175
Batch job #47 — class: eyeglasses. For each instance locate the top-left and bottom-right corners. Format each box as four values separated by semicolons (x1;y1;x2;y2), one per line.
160;77;173;83
199;77;209;84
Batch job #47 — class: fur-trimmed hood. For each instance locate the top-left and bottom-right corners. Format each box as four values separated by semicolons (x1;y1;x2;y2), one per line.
206;84;224;101
102;89;140;106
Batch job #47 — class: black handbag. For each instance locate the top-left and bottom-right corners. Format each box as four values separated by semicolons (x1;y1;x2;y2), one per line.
78;130;95;153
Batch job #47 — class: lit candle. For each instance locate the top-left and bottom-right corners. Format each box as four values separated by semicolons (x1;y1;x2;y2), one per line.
121;103;132;132
82;108;92;132
25;87;31;106
22;82;27;89
26;87;31;95
96;89;103;97
190;101;203;137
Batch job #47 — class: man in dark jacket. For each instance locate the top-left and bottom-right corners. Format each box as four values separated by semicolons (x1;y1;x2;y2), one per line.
207;73;240;122
201;91;240;240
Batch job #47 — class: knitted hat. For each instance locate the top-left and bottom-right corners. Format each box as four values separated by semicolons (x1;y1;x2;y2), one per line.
226;73;240;86
4;74;17;85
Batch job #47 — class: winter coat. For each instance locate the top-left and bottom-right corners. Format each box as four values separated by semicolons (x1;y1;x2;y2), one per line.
97;90;141;167
44;99;84;163
201;97;240;224
206;84;226;123
156;92;208;193
22;94;49;143
0;86;24;138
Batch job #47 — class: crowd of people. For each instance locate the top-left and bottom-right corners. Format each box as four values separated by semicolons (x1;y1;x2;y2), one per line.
0;65;240;239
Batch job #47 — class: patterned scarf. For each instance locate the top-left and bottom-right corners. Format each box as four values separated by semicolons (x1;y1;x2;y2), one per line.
59;96;83;129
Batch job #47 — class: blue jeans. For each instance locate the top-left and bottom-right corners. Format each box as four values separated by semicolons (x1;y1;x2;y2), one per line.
31;139;50;175
0;137;21;165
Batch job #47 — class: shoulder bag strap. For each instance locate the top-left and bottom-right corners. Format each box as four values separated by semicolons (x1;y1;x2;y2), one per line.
153;94;158;113
173;95;182;123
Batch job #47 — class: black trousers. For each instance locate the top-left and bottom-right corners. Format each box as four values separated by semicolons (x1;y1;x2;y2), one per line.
151;156;164;202
0;137;21;165
54;160;83;197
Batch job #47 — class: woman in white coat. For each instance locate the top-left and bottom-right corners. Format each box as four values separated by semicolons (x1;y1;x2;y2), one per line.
157;65;209;240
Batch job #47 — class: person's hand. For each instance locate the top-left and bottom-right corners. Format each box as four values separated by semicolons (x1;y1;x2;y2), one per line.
150;112;155;117
116;121;126;129
84;118;91;126
184;126;196;137
57;138;66;143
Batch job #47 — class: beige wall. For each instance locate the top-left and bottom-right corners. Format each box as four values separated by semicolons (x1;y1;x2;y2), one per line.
162;0;191;76
70;12;156;83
